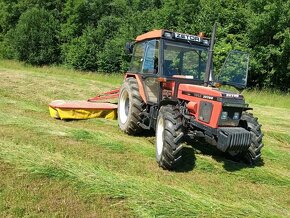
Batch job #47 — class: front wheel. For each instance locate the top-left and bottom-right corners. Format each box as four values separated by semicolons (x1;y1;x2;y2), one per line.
229;112;264;164
156;105;185;170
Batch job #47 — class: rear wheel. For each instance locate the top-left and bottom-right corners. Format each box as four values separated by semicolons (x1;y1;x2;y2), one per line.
230;112;264;164
118;77;144;135
156;105;185;170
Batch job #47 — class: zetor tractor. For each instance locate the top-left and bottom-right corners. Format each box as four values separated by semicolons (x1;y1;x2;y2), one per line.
118;24;263;170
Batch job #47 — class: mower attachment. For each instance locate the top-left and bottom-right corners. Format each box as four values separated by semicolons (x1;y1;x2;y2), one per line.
88;89;119;102
49;100;117;120
49;89;120;120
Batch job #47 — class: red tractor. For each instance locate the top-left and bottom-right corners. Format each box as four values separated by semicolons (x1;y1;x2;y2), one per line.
118;24;263;170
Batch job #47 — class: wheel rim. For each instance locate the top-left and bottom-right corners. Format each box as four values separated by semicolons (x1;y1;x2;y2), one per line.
156;116;164;157
119;89;130;124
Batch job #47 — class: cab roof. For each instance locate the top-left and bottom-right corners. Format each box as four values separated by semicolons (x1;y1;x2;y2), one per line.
135;29;163;42
135;29;210;47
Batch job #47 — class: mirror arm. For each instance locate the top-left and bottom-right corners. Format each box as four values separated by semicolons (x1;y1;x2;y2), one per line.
204;22;217;87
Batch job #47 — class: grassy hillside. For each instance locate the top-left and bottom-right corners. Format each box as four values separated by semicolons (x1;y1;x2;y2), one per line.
0;60;289;217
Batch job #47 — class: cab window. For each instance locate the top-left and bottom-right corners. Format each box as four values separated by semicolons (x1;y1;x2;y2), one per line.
163;40;208;80
130;42;145;72
129;40;159;74
142;39;159;74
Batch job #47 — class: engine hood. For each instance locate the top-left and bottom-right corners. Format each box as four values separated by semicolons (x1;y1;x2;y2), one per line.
178;84;244;100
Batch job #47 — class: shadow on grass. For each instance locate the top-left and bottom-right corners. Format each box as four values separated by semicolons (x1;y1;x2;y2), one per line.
142;132;265;173
174;147;197;172
222;156;265;172
185;137;265;172
138;129;156;137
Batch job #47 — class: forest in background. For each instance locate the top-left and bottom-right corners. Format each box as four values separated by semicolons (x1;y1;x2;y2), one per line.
0;0;289;91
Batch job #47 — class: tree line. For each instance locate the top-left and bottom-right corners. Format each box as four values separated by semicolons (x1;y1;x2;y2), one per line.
0;0;289;90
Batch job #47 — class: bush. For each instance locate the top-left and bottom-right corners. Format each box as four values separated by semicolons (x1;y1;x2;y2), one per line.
61;27;99;71
0;30;17;59
61;16;123;72
97;37;128;73
10;7;60;65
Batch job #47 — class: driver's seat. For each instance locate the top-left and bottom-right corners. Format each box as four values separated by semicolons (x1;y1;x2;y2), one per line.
163;60;178;76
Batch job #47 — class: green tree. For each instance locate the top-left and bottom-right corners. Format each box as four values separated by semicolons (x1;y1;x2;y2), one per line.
0;0;289;90
247;0;290;90
97;37;128;73
60;0;111;42
10;7;60;65
62;27;99;71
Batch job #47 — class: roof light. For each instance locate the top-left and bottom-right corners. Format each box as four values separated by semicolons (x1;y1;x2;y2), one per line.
164;32;172;39
213;82;222;88
203;39;209;46
198;32;206;38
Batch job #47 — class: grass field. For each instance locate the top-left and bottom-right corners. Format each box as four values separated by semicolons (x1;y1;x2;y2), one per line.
0;60;289;217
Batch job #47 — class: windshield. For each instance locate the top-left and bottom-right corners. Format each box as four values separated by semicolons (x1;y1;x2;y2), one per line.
163;40;209;80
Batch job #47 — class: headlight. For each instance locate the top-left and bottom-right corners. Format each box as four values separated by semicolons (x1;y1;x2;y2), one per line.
233;112;240;120
221;111;228;120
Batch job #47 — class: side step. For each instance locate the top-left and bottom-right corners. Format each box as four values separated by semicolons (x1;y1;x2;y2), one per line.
49;100;118;120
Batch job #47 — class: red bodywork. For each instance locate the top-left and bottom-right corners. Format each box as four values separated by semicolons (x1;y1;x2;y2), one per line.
164;81;223;129
177;84;222;128
125;73;147;103
124;73;225;129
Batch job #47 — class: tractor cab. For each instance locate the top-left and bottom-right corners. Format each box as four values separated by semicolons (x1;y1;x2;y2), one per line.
126;29;249;93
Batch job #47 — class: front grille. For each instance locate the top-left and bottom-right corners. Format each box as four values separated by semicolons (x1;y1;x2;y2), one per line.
217;127;251;152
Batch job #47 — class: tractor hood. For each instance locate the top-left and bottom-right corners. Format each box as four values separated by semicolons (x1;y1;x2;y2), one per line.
177;84;246;105
178;84;244;99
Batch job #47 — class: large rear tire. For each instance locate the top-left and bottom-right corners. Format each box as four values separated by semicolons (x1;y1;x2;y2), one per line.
156;105;185;170
118;77;144;135
230;112;264;164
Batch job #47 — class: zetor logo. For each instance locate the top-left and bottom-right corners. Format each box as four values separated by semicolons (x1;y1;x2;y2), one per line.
225;93;240;98
203;95;214;100
175;33;201;42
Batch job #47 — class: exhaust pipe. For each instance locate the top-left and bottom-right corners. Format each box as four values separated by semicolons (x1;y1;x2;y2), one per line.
204;23;217;87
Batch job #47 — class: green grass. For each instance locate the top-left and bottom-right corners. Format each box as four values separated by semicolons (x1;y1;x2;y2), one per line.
0;60;290;217
243;89;290;109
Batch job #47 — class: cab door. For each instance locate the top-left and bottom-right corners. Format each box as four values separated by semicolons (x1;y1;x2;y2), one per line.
141;39;160;104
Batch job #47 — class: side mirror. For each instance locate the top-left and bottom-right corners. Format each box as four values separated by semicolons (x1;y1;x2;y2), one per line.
124;42;134;55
